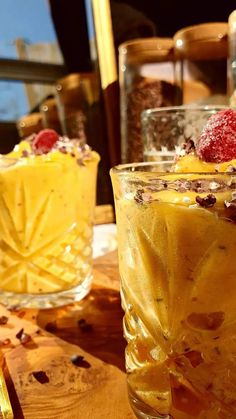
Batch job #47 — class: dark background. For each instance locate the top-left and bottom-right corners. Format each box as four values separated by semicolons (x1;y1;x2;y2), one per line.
49;0;236;73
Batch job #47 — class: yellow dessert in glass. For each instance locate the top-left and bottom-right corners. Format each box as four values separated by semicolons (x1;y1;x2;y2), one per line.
111;109;236;418
0;129;100;308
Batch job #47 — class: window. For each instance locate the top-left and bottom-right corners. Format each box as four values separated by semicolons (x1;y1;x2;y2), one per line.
0;0;66;122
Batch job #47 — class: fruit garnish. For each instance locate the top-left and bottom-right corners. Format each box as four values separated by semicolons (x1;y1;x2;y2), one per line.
32;129;59;153
196;108;236;163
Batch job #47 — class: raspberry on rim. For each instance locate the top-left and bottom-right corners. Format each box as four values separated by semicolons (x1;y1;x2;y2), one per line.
32;129;59;153
196;108;236;163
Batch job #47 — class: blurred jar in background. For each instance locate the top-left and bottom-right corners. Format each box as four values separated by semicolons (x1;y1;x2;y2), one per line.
119;37;182;163
55;72;113;205
16;112;43;139
55;73;96;140
40;97;62;134
174;22;228;105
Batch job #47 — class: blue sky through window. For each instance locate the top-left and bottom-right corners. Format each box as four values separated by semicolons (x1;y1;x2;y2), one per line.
0;0;59;121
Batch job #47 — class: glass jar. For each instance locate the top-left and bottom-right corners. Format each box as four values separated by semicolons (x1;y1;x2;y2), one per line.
16;112;43;139
119;37;182;163
55;73;98;140
40;97;62;134
55;72;113;205
174;22;228;105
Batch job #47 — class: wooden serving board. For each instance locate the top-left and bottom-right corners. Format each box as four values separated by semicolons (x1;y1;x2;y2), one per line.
0;251;135;419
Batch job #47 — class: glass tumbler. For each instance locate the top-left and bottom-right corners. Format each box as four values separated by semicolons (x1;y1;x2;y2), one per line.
111;162;236;418
141;105;226;162
0;148;99;309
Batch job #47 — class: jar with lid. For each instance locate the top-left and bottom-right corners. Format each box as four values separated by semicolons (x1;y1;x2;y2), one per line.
16;112;43;139
55;73;99;140
40;97;62;134
119;37;182;163
55;72;113;205
174;22;228;105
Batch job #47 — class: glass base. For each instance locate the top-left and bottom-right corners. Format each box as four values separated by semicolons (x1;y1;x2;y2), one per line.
0;274;92;309
129;390;173;419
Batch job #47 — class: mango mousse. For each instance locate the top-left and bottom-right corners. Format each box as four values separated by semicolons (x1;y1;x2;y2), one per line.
112;109;236;418
0;129;99;296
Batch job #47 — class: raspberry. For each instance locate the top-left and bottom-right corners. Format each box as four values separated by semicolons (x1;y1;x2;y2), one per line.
32;129;59;153
196;109;236;163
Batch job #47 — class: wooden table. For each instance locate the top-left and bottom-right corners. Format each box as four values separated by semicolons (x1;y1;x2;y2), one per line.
0;250;135;419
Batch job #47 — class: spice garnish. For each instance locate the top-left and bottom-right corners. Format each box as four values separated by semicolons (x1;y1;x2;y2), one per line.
0;316;8;325
70;355;91;369
195;194;216;208
32;371;49;384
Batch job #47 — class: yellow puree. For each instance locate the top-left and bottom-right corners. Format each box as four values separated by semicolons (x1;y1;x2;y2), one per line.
113;153;236;417
0;140;100;294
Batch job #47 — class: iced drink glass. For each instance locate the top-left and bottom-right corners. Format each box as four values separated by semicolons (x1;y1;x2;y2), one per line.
141;106;226;162
0;138;99;308
111;162;236;418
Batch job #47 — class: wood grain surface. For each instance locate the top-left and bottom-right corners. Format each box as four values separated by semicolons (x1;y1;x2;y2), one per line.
0;251;135;419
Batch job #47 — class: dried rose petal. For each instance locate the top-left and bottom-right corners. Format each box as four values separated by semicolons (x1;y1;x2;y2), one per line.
17;311;26;319
183;139;195;154
134;189;145;204
224;198;236;208
20;333;32;345
196;194;216;208
16;328;24;339
16;328;32;344
21;150;29;157
0;338;12;348
77;158;85;166
70;355;91;369
32;371;49;384
226;165;236;173
0;316;8;325
8;304;20;313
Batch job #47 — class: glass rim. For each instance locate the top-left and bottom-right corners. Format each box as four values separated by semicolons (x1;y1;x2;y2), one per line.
141;105;229;120
110;161;235;176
